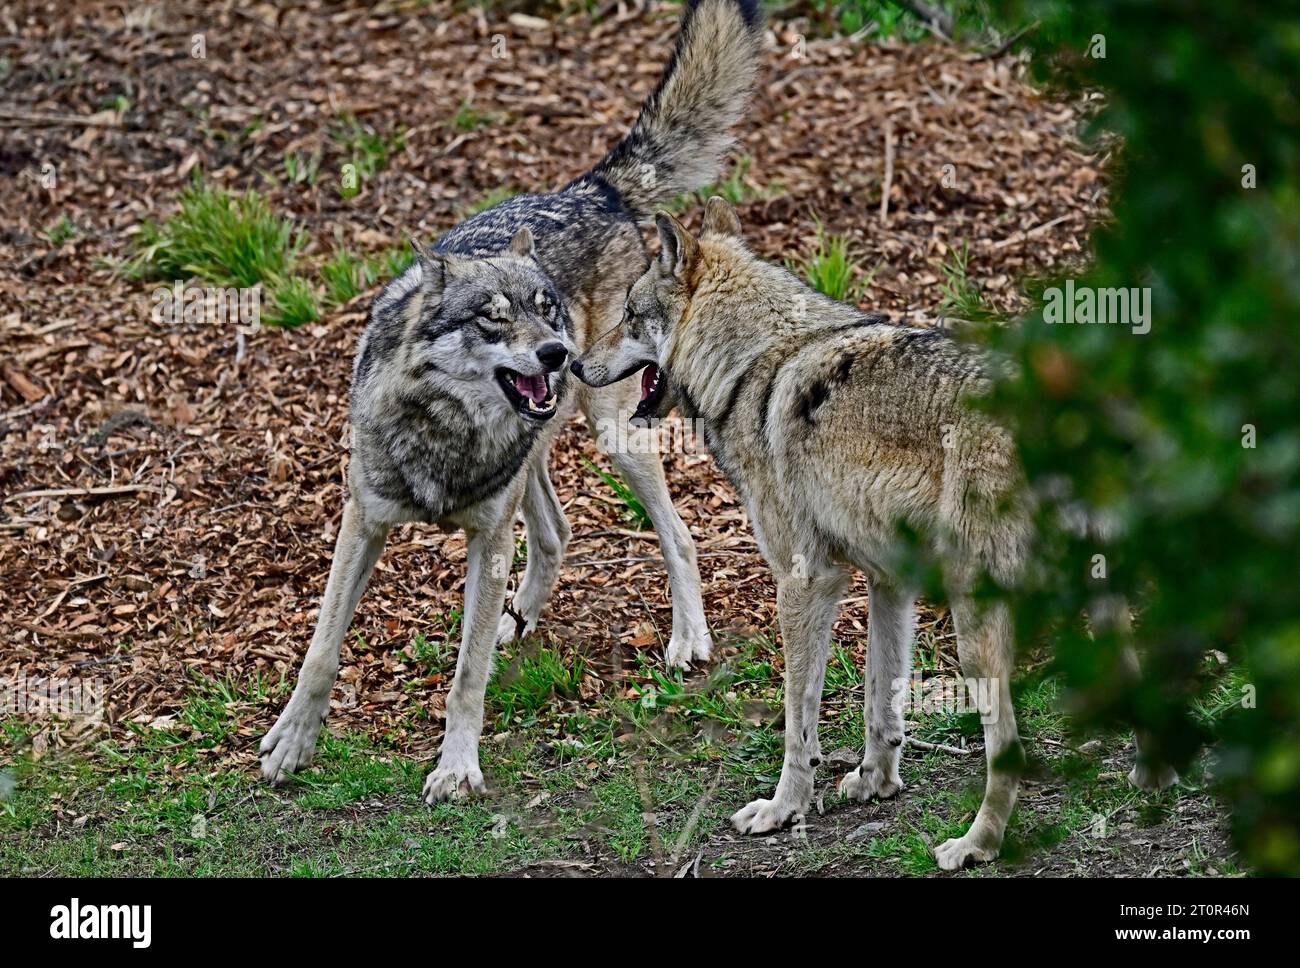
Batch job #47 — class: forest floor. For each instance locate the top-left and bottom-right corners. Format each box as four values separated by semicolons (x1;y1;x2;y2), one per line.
0;0;1237;876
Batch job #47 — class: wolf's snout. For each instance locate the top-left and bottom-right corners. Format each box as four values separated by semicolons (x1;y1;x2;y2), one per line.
570;358;586;380
537;342;568;372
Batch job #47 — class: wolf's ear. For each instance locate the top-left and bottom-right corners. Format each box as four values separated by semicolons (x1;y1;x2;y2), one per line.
654;212;699;280
506;225;536;260
701;196;742;239
410;239;455;299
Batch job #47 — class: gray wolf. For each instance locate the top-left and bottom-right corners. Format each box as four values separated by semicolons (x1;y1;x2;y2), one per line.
571;196;1177;869
261;0;764;803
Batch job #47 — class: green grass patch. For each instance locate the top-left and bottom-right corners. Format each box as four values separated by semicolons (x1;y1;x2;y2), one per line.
487;641;587;727
0;638;1233;877
281;149;321;186
124;176;304;289
321;246;378;307
42;214;77;246
366;245;417;284
937;241;988;320
119;177;427;325
122;176;321;326
332;112;406;183
450;99;497;133
792;221;874;302
399;624;458;675
582;458;652;530
266;274;321;327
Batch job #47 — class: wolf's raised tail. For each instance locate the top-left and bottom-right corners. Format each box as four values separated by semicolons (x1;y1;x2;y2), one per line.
582;0;763;216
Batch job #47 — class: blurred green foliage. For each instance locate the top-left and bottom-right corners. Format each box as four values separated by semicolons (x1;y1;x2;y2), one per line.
970;1;1300;873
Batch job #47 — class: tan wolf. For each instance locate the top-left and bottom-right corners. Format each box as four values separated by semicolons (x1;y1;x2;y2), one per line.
571;197;1176;869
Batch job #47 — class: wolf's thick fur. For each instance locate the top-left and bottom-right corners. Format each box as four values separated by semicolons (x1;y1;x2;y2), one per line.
573;198;1175;869
590;0;762;214
261;1;764;803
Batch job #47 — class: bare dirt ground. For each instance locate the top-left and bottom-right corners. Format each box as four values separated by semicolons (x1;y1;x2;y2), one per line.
0;1;1233;876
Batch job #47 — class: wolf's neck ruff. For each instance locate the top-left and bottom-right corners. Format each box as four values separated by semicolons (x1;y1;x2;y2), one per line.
352;373;546;523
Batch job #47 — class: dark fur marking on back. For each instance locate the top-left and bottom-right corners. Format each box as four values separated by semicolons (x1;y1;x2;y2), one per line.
798;380;830;424
796;350;856;425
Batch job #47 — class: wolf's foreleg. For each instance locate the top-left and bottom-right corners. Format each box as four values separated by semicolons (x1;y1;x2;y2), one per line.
423;512;515;804
732;565;848;835
261;498;389;783
609;445;712;668
495;448;571;645
840;577;915;802
581;384;712;667
934;597;1022;870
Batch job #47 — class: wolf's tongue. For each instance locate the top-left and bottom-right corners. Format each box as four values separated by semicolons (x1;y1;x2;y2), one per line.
640;364;660;402
514;373;548;403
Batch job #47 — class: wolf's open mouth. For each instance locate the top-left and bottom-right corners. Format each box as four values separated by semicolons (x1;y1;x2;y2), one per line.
631;363;667;422
497;368;558;420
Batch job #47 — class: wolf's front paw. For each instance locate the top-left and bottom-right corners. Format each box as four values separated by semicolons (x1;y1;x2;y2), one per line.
495;610;537;646
421;759;486;805
259;700;326;785
1129;762;1179;792
730;797;804;835
665;629;712;669
934;833;999;871
839;762;903;801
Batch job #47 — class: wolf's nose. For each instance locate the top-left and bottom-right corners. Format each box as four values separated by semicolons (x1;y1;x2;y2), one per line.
570;358;585;380
537;343;568;372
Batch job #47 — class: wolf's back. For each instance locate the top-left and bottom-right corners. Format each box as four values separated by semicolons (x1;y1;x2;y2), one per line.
579;0;763;216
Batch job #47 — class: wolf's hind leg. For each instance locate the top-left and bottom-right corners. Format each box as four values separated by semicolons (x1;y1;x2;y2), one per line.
261;498;389;784
495;448;572;645
424;510;515;804
934;597;1022;870
1091;596;1180;791
733;564;848;835
841;577;915;802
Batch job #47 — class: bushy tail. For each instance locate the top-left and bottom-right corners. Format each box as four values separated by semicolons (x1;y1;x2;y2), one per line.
587;0;763;216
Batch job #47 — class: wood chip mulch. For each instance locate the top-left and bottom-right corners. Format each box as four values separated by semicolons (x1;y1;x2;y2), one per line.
0;1;1106;767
